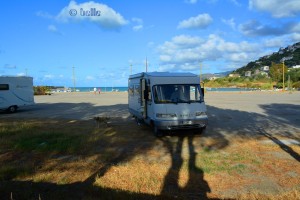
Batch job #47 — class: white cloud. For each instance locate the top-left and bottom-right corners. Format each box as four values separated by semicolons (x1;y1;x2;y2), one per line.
222;18;236;30
227;52;249;62
132;17;143;31
36;11;53;19
264;37;285;48
48;25;57;32
133;25;143;31
132;18;143;24
86;75;95;80
56;1;128;30
249;0;300;18
177;13;213;29
147;41;155;48
48;25;63;35
172;35;203;47
261;34;300;49
157;34;261;72
185;0;197;4
229;0;241;6
44;74;54;79
17;73;26;76
291;33;300;42
239;20;296;37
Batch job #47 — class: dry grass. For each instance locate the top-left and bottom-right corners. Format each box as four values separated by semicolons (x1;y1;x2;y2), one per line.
0;119;299;199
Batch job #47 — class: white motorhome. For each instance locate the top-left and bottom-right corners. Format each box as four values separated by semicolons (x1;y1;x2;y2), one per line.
0;76;35;113
128;72;208;136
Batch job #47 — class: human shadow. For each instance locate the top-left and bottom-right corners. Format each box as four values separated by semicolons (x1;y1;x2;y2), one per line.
160;134;212;199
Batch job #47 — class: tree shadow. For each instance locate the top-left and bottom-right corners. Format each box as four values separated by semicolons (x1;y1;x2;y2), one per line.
0;102;130;120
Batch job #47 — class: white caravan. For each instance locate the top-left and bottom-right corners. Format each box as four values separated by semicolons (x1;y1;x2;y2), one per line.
0;76;35;113
128;72;208;136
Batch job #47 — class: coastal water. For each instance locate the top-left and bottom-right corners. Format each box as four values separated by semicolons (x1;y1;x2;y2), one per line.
205;87;257;92
68;87;257;92
71;87;128;92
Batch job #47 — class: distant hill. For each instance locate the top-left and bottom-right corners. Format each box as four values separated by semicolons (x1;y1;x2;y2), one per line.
233;42;300;76
202;71;231;80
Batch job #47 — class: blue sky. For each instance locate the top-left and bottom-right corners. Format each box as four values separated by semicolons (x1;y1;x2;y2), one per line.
1;0;300;87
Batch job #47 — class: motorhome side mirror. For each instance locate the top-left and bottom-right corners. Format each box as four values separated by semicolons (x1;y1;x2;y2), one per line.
144;91;149;100
201;88;205;97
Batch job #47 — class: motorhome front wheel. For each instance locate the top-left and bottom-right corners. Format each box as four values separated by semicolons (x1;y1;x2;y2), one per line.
7;106;17;113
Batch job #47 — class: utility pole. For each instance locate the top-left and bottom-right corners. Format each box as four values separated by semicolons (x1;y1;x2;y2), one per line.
25;68;28;76
282;61;285;92
145;57;148;72
288;75;290;91
200;62;202;83
72;66;76;92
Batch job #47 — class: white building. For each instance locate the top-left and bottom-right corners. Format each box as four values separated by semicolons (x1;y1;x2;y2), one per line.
292;65;300;69
260;66;269;71
208;76;219;80
245;71;251;77
229;73;240;77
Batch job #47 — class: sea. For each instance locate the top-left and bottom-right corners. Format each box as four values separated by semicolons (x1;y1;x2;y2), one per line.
70;87;128;92
67;87;257;92
205;87;258;92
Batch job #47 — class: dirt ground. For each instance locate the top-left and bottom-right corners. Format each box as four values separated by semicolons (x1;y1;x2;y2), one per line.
0;91;300;199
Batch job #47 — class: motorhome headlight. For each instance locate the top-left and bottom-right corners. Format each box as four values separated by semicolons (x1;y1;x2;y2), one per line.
156;113;177;118
195;112;207;116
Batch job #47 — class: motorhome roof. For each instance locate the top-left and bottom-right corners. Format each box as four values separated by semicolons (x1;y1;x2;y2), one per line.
0;76;33;78
129;72;197;79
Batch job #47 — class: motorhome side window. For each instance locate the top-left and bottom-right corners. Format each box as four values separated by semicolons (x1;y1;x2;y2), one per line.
0;84;9;90
153;84;202;104
134;85;140;95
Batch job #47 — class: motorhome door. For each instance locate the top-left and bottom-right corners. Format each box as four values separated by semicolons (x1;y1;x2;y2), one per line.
141;79;147;119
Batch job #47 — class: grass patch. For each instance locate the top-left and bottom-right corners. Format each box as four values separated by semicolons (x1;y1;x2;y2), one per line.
14;132;83;153
196;150;259;174
0;120;87;154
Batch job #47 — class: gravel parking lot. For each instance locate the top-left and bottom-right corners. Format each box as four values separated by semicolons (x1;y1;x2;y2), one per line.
1;91;299;139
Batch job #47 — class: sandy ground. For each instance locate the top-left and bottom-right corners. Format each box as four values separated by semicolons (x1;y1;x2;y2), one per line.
1;91;300;139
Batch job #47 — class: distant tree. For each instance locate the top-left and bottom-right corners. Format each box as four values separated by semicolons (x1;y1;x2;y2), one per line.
269;62;288;82
287;68;300;82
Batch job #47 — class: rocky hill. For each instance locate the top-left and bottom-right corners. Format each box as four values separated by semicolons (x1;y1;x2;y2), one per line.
233;42;300;76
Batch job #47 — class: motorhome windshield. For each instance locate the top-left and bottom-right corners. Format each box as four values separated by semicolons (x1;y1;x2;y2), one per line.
153;84;203;104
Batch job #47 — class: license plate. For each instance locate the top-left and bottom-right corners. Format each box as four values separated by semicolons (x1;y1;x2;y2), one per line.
182;120;192;125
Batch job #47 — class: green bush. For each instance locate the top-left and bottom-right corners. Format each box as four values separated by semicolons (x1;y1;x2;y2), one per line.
34;86;51;95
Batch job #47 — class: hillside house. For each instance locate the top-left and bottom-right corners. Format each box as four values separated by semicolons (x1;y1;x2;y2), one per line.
260;66;269;71
229;73;240;77
292;65;300;69
208;76;220;80
245;71;251;77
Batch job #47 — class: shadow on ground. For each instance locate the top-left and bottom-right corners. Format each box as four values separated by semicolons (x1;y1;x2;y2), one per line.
0;101;299;199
